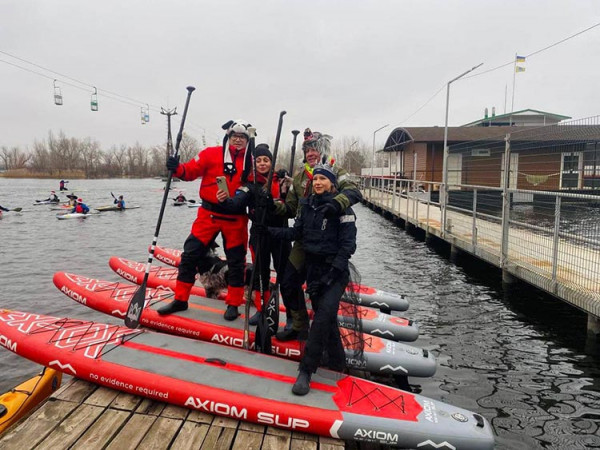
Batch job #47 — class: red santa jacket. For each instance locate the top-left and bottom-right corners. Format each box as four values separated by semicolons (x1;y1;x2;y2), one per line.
173;145;248;215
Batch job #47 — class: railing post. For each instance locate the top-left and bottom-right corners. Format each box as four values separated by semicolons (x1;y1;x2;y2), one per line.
472;188;478;247
551;195;561;281
500;133;511;269
412;152;418;221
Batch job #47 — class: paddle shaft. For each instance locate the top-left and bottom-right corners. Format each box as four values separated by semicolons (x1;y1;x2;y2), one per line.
244;111;286;352
125;86;195;328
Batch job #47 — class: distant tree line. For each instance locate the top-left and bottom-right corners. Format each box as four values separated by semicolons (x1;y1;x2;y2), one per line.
0;131;371;178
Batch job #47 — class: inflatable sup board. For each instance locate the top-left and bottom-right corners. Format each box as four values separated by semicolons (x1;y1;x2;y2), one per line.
0;310;493;449
151;246;409;312
108;257;418;342
53;272;434;377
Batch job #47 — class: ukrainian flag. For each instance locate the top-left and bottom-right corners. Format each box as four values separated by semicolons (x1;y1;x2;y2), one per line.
516;66;526;73
516;55;526;63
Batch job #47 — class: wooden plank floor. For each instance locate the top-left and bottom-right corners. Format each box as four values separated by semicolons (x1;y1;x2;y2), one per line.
0;377;354;450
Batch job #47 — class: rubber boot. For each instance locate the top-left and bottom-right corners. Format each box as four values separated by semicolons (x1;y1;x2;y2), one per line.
224;305;239;321
157;300;188;315
292;369;311;396
248;311;261;326
276;309;309;341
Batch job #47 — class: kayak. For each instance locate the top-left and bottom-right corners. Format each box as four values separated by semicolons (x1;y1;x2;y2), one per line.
173;201;186;206
53;272;433;376
56;213;90;220
32;200;61;206
109;257;418;342
0;310;494;448
0;367;62;435
94;205;141;212
187;201;201;208
151;246;410;312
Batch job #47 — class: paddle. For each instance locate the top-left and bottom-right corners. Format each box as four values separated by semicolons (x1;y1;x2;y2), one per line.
10;207;22;212
125;86;195;329
245;111;286;353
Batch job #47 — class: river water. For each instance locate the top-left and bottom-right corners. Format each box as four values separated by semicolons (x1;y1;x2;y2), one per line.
1;178;599;449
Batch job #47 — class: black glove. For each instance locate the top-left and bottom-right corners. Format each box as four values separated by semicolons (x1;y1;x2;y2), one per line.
316;199;341;217
276;169;288;179
320;267;343;288
306;280;324;299
166;155;180;172
256;191;275;211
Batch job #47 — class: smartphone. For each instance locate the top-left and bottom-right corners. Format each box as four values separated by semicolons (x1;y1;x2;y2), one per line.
216;176;229;198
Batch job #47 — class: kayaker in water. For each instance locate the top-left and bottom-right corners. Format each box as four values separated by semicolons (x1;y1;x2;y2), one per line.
66;194;77;207
269;163;362;395
59;180;69;191
42;191;60;203
217;143;291;325
157;119;255;321
174;193;187;203
114;195;126;210
72;198;90;214
269;129;362;341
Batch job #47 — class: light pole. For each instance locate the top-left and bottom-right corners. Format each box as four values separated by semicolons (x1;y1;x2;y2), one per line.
441;63;483;237
371;124;389;198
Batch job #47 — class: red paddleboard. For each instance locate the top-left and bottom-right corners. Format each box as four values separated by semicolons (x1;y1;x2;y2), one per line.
152;246;409;312
0;310;494;449
53;272;436;378
109;257;418;342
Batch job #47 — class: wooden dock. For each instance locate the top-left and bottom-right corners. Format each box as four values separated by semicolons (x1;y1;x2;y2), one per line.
0;378;348;450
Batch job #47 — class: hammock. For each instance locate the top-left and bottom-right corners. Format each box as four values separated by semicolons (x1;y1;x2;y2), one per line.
519;172;560;186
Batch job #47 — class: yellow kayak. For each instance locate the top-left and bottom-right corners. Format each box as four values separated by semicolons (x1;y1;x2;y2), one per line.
0;368;62;434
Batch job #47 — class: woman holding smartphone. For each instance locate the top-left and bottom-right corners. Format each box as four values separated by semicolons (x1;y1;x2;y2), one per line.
217;144;290;325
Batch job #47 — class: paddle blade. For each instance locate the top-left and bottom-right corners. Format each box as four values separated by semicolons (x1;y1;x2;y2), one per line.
12;207;22;212
254;318;272;355
125;283;147;328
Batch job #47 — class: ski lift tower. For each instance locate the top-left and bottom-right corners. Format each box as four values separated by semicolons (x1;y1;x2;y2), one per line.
161;107;178;174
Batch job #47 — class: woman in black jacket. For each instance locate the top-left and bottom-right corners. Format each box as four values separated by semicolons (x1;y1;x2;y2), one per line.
270;162;358;395
218;144;291;324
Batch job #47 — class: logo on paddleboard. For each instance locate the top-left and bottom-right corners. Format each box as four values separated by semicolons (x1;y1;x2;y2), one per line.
452;412;468;422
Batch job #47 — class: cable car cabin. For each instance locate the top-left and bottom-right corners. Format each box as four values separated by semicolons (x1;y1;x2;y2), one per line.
91;87;98;111
141;105;149;124
53;80;63;106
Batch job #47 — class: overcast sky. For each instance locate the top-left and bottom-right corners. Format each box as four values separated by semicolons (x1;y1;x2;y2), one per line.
1;0;599;154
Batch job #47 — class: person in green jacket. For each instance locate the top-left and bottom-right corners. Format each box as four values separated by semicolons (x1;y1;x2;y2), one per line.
272;129;363;341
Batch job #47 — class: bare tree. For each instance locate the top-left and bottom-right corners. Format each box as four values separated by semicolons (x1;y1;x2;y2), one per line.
178;133;200;162
1;146;31;170
79;138;102;177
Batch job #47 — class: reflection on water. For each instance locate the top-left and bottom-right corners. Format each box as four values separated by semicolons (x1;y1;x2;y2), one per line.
1;178;599;449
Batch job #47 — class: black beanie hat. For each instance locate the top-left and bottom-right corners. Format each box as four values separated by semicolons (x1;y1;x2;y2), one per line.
313;163;337;187
254;143;273;161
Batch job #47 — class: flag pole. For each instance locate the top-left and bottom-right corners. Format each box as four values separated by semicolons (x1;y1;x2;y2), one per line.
509;53;517;126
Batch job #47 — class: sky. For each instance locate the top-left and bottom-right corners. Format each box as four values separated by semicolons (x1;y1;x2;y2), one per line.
1;0;599;154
